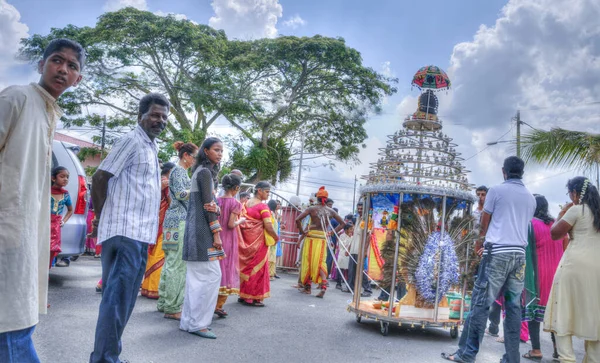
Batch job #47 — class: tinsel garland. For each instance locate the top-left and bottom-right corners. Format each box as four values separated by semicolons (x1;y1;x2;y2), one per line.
415;231;459;304
360;182;476;203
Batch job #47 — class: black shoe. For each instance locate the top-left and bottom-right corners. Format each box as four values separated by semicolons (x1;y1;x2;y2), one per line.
335;284;342;290
360;292;371;297
274;275;281;279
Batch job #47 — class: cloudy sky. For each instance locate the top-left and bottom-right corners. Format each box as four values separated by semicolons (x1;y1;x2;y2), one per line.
2;0;599;215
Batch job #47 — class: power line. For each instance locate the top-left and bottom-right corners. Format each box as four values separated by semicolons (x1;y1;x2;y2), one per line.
302;176;355;186
463;124;514;162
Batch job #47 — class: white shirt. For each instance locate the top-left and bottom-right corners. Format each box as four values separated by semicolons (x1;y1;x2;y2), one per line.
349;221;365;255
483;179;536;251
0;83;60;332
97;125;161;245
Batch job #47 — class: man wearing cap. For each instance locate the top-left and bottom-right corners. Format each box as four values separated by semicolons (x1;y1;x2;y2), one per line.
295;187;345;298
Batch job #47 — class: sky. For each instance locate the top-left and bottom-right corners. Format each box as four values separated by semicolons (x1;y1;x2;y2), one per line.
2;0;600;216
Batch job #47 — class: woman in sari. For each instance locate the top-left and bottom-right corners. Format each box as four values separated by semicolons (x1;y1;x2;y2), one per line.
180;137;224;339
522;194;564;361
141;162;175;299
158;141;198;320
238;181;279;307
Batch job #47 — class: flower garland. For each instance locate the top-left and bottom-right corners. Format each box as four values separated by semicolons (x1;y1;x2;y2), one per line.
415;231;459;304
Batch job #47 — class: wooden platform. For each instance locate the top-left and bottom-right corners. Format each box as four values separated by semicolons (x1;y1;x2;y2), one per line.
348;302;462;327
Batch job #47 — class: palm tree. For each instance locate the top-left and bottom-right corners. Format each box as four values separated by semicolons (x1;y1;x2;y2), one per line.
521;128;600;174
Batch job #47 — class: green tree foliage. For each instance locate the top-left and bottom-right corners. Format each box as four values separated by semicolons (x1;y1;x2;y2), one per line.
521;128;600;172
20;8;396;183
223;36;397;181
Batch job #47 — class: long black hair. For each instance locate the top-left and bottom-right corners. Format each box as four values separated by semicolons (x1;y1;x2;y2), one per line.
567;176;600;232
193;137;222;184
533;194;554;225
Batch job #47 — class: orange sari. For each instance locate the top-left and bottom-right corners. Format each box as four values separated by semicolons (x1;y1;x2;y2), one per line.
238;203;271;301
141;187;170;299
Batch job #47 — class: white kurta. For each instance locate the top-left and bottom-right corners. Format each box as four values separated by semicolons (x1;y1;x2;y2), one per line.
0;83;61;333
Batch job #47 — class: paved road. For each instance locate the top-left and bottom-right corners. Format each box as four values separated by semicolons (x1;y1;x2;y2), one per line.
35;256;584;363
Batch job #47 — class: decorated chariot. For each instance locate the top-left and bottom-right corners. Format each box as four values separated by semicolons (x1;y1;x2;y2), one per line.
347;66;478;337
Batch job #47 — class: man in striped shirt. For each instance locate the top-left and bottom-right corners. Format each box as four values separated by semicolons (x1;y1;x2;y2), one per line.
89;93;169;363
442;156;535;363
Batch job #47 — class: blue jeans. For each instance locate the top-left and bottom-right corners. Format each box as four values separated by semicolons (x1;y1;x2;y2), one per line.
90;236;148;363
0;326;39;363
454;251;526;363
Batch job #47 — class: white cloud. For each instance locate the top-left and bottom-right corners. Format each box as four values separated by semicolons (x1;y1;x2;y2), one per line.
441;0;600;215
154;10;195;23
0;0;31;89
281;14;305;29
209;0;282;39
103;0;147;12
381;61;393;78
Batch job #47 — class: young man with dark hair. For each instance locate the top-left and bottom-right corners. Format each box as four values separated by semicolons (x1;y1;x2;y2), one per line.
0;38;84;363
442;156;536;363
88;93;170;363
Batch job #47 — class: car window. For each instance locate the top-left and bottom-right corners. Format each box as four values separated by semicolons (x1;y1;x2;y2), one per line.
52;152;58;170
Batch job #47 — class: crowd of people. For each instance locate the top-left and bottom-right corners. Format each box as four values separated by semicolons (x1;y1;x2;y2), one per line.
1;38;599;363
442;157;600;363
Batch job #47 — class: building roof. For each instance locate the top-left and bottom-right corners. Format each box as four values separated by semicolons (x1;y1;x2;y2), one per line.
54;132;99;149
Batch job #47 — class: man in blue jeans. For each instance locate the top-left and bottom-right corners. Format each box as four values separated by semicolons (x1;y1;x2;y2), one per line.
442;156;535;363
88;93;169;363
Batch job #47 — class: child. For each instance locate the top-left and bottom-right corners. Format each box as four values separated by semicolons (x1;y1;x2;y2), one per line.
50;166;73;268
336;223;354;290
267;200;280;280
215;174;245;317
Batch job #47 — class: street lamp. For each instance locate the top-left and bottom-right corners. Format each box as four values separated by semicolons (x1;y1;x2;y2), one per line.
486;140;512;146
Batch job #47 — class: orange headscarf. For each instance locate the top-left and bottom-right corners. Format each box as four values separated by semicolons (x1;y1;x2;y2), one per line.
316;186;328;205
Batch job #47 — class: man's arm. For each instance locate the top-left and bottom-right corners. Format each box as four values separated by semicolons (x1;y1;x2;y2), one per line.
295;208;310;233
87;170;113;237
475;211;491;255
0;88;24;151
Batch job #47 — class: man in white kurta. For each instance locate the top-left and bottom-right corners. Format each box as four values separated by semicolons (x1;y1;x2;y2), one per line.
0;38;83;363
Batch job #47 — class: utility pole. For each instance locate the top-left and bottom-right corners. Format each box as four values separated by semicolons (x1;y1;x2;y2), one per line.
515;110;521;158
352;175;357;208
100;116;107;159
296;133;304;196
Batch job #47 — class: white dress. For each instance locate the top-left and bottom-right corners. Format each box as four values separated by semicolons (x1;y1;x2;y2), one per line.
544;204;600;340
337;234;352;270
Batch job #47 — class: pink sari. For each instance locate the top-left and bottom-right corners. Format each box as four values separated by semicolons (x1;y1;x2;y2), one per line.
238;203;271;301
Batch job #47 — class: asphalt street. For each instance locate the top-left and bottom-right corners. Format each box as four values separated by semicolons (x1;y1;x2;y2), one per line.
34;256;584;363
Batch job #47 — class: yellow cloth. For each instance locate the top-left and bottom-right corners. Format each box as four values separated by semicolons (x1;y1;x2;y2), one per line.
265;216;278;247
141;234;165;299
300;230;328;285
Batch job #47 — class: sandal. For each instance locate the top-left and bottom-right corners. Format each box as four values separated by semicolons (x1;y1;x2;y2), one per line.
440;352;472;362
485;328;499;337
522;351;542;361
252;301;265;307
214;308;228;318
316;290;325;298
189;329;216;339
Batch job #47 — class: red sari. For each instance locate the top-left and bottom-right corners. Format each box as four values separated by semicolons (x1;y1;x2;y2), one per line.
238;203;271;301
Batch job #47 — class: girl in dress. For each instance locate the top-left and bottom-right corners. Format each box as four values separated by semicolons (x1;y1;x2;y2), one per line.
50;166;73;268
215;174;245;317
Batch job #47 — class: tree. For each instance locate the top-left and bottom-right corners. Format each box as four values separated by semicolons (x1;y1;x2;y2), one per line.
221;36;397;182
521;128;600;172
19;7;238;154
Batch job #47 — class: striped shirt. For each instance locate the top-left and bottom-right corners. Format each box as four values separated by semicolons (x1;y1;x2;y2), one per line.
97;125;161;245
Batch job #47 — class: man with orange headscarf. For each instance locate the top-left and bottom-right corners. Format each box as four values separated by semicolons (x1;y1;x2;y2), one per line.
295;187;345;298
